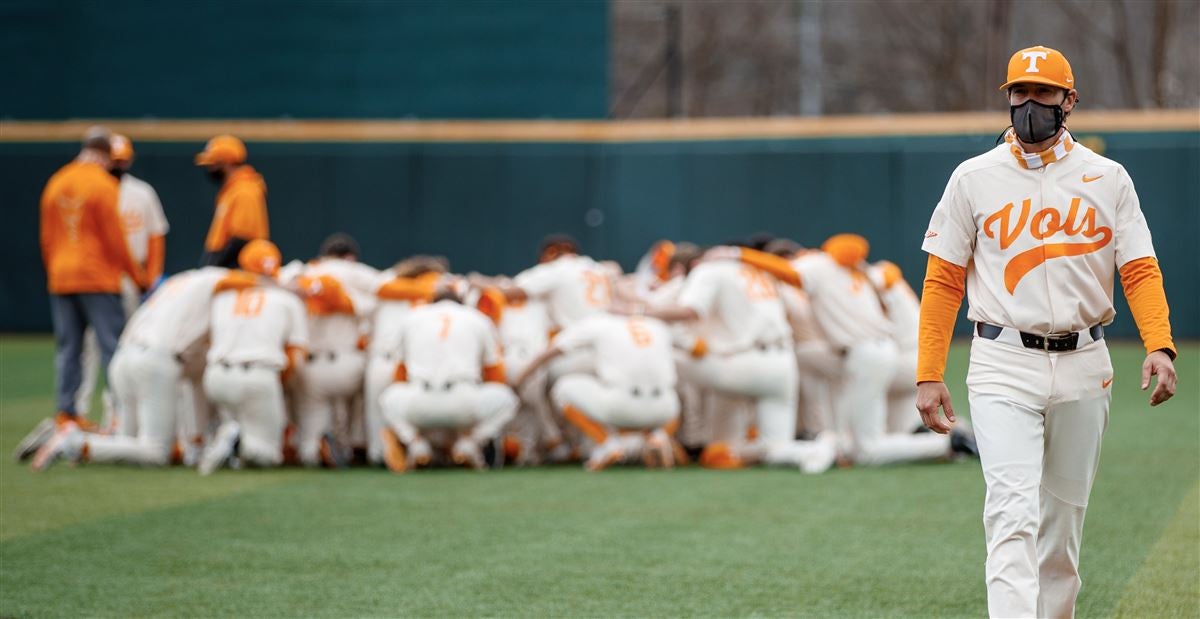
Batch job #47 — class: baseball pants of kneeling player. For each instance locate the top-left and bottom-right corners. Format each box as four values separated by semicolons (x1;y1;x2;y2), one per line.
680;344;832;470
295;350;365;465
968;335;1111;619
91;344;181;465
837;339;949;466
551;374;680;431
203;364;287;467
380;381;517;446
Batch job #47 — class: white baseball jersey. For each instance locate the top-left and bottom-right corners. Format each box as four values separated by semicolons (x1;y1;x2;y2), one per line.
208;285;309;369
301;257;384;317
677;260;792;353
396;301;503;385
922;139;1156;334
554;314;677;388
791;252;892;349
499;300;552;372
513;254;614;328
122;267;227;353
870;266;920;352
118;173;168;264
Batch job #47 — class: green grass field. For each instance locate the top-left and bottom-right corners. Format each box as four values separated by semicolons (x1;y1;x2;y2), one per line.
1;337;1196;618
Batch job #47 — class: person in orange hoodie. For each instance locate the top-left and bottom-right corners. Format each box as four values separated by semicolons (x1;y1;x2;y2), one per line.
195;135;269;268
37;127;149;430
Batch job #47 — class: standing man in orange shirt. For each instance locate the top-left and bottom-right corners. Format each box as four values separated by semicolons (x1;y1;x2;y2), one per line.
37;127;149;430
195;135;269;268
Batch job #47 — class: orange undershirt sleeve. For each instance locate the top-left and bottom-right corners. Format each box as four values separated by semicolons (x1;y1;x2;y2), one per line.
1119;257;1176;359
482;362;507;384
737;248;803;288
916;254;967;384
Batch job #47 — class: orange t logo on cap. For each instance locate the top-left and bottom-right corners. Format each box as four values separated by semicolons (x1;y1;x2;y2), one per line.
1000;46;1075;92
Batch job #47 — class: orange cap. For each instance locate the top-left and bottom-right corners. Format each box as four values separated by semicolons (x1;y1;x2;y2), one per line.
999;45;1075;91
238;239;281;277
110;134;134;162
821;233;870;268
195;135;247;166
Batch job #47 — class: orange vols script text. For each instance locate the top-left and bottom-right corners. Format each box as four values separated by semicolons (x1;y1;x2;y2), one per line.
983;198;1112;294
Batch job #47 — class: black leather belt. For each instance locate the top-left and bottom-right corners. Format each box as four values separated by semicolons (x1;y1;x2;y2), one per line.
976;323;1103;352
218;361;271;371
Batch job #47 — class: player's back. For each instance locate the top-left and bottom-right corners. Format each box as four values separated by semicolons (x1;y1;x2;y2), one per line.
125;267;227;351
400;301;499;384
559;314;676;388
208;284;307;369
793;253;892;349
513;254;614;328
679;260;792;352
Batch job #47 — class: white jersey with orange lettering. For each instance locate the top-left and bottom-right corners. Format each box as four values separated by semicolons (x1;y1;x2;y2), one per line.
123;267;228;353
513;254;615;329
678;259;792;353
921;138;1155;334
207;286;308;369
791;252;892;351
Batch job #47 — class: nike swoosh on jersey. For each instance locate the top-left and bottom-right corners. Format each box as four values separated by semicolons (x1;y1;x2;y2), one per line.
1083;174;1104;183
1102;377;1113;388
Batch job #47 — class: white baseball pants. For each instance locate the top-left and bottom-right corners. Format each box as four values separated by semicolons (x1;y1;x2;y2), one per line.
380;381;518;446
363;354;397;464
295;350;365;465
203;364;286;467
968;336;1111;619
89;345;181;466
681;345;831;469
837;339;949;466
551;374;680;431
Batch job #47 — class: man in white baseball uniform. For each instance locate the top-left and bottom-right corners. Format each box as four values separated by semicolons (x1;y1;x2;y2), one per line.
378;288;517;472
730;235;974;467
288;234;380;467
31;267;227;470
199;240;309;474
504;234;615;331
629;250;837;473
514;313;682;471
916;46;1178;618
362;256;448;465
76;134;169;424
496;296;561;464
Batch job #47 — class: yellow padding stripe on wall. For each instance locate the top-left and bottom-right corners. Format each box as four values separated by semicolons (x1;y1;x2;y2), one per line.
1;110;1196;143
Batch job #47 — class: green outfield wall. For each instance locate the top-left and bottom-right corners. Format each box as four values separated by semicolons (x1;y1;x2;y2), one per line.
0;0;608;119
2;126;1196;336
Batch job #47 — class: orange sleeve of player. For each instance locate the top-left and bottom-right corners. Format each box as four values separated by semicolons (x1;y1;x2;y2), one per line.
226;189;269;241
146;234;166;282
98;181;147;287
738;248;802;288
281;344;307;384
482;362;507;384
377;276;437;302
476;287;506;325
393;363;408;382
1119;257;1176;358
916;254;966;383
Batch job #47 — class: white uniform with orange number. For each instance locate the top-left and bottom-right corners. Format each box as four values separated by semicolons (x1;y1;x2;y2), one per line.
676;260;833;472
204;284;308;467
91;268;225;466
379;301;517;446
513;254;614;329
76;173;170;418
364;293;428;463
793;252;949;466
551;314;680;431
292;258;380;464
923;137;1157;618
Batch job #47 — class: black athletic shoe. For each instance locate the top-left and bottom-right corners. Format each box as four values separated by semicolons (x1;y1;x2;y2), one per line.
950;428;979;458
482;438;504;469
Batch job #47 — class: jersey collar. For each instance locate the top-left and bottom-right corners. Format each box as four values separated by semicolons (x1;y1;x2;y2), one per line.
1004;128;1075;170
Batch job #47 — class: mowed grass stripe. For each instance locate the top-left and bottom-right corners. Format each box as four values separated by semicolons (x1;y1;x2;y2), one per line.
1114;481;1200;618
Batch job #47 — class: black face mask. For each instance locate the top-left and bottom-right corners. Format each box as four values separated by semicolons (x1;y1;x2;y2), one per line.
207;169;226;185
1010;99;1065;144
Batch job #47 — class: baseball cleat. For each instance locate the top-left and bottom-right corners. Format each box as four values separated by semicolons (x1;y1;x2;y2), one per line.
584;439;625;472
30;427;85;472
698;441;745;470
318;433;345;469
198;421;240;476
799;432;838;474
409;438;433;468
379;428;407;473
950;427;979;458
643;429;675;469
13;418;57;462
451;438;485;471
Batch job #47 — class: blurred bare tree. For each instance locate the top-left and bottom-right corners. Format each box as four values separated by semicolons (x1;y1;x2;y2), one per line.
610;0;1200;118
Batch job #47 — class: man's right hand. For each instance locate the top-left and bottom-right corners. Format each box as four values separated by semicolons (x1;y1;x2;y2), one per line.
916;381;957;434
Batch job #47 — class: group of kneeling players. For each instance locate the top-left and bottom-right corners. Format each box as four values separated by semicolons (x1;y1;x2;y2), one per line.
17;231;978;475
